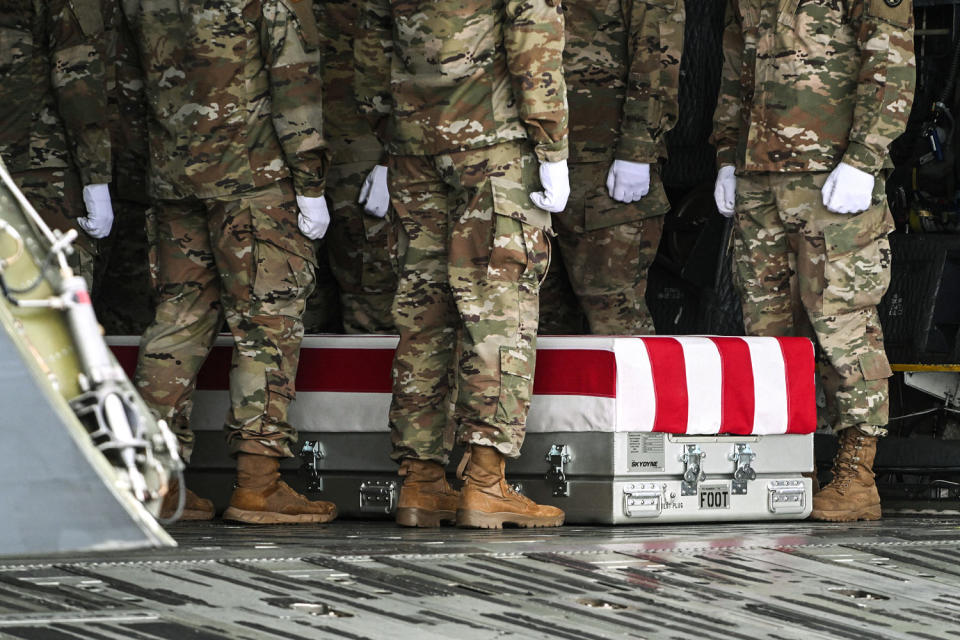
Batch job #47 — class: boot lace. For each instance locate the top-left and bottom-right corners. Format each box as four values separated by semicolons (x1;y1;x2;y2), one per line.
830;432;864;493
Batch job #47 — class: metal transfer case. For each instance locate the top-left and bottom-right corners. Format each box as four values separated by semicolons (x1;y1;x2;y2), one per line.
110;335;816;524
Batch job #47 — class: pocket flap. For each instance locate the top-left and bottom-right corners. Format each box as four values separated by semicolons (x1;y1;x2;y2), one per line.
500;345;533;380
280;0;320;50
858;352;892;381
491;177;552;231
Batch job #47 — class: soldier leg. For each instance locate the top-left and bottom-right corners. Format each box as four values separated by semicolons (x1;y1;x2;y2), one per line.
205;180;316;459
134;198;221;463
556;162;669;335
13;168;97;291
441;142;561;528
94;197;154;335
773;173;893;521
537;241;587;335
326;161;397;334
444;142;549;458
386;155;458;464
731;173;796;337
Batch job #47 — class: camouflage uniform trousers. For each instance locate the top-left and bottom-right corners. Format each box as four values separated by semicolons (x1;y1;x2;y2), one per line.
134;179;317;462
388;140;550;463
542;161;668;335
733;171;893;436
12;168;96;290
325;160;397;334
94;197;155;335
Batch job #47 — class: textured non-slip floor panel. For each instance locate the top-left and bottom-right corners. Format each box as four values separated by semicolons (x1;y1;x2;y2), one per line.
2;517;959;639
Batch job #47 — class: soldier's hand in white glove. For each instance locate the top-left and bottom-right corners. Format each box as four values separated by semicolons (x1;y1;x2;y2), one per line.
714;165;737;218
530;159;570;213
358;164;390;218
606;160;650;203
296;195;330;240
821;162;875;214
78;183;114;238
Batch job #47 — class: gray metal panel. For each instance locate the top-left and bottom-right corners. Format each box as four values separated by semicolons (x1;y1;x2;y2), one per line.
2;517;960;639
0;321;170;556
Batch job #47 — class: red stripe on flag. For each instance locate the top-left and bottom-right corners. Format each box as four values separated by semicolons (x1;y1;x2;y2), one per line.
111;344;617;397
776;337;817;434
112;345;139;379
532;349;617;397
644;338;688;433
711;337;755;434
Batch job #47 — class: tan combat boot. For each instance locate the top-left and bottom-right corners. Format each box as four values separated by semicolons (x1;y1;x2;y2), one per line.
395;458;459;527
457;445;564;529
158;478;215;521
810;428;881;522
222;453;337;524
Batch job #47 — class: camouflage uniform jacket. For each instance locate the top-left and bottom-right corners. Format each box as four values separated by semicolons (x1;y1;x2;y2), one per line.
563;0;684;165
124;0;329;200
355;0;569;162
317;0;383;166
711;0;916;174
0;0;111;185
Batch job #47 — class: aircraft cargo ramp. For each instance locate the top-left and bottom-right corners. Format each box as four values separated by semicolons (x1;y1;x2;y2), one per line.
1;516;960;639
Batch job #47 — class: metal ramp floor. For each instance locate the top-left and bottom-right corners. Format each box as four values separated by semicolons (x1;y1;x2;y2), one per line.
2;516;960;639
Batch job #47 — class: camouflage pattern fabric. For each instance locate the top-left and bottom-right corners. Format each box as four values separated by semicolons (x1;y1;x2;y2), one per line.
548;162;667;335
355;0;569;162
563;0;684;165
388;141;550;462
538;254;588;335
323;160;396;334
733;172;893;435
711;0;916;174
0;0;111;186
309;0;396;334
13;168;96;289
0;0;109;290
94;0;153;335
135;180;317;462
123;0;329;201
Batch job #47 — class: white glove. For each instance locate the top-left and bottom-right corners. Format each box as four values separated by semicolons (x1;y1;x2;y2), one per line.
78;183;114;238
529;159;570;213
358;164;390;218
296;195;330;240
714;165;737;218
606;160;650;203
821;162;875;214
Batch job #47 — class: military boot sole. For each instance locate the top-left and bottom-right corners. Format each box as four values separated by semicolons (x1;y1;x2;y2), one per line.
456;509;564;529
810;504;881;522
221;507;336;524
396;507;456;528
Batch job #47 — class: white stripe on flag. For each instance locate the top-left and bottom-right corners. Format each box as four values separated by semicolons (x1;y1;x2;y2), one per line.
676;337;722;434
743;337;789;435
614;339;657;432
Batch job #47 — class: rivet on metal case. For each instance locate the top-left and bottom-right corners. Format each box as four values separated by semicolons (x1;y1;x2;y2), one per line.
680;444;705;496
767;479;805;514
729;443;757;495
622;483;662;518
359;480;397;514
299;440;325;493
545;444;572;497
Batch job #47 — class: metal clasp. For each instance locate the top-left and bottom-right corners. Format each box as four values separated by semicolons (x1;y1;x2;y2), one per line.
359;480;397;514
622;483;663;518
767;480;805;514
545;444;572;497
729;443;757;495
299;440;325;492
680;444;705;496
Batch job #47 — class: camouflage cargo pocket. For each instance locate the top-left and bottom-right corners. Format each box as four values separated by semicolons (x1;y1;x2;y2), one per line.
821;223;892;317
250;241;316;319
495;345;534;426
